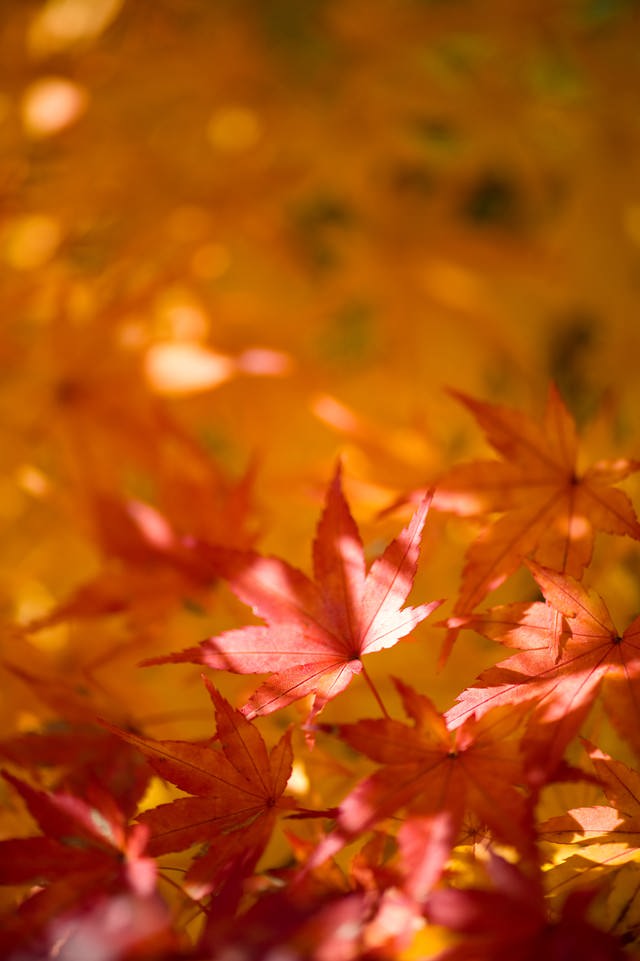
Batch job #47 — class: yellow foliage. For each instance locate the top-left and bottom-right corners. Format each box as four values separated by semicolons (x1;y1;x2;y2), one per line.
2;0;640;955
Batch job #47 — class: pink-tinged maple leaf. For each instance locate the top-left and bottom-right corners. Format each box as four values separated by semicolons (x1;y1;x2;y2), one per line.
434;385;640;659
101;678;296;902
309;679;535;867
443;562;640;773
144;465;441;724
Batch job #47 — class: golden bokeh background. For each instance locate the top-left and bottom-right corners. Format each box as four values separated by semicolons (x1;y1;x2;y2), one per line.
2;0;640;950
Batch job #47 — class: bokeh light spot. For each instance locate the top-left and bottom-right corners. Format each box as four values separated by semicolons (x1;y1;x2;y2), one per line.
28;0;125;55
144;342;235;395
21;77;88;137
3;215;62;270
207;106;261;153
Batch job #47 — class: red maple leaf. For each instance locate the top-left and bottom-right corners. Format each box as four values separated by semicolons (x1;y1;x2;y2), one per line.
203;884;383;961
444;562;640;772
1;662;152;816
0;723;150;820
0;772;160;956
425;852;625;961
396;812;457;903
0;772;155;892
200;827;428;960
145;464;441;724
101;678;296;902
434;386;640;657
310;679;534;867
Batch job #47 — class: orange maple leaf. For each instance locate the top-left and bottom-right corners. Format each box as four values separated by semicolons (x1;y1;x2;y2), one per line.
18;466;255;635
435;386;640;657
444;562;640;772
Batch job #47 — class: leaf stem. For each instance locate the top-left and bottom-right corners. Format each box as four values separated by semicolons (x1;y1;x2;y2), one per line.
158;870;209;920
360;664;389;718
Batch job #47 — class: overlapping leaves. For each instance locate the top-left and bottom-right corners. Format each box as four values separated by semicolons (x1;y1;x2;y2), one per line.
435;386;640;659
4;387;640;957
444;562;640;770
101;678;296;901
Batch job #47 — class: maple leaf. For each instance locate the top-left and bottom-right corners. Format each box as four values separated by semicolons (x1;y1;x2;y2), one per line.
0;723;151;820
310;679;534;867
396;813;457;903
200;828;426;960
203;884;380;961
15;439;258;662
16;490;237;636
0;772;160;957
1;662;152;816
0;772;155;893
444;562;640;772
101;677;296;902
425;852;626;961
541;741;640;869
144;464;441;723
435;386;640;656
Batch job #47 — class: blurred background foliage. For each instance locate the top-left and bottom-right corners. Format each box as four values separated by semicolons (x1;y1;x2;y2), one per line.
2;0;640;889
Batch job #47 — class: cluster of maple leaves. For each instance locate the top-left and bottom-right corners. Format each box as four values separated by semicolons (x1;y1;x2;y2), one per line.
5;0;640;957
3;385;640;959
